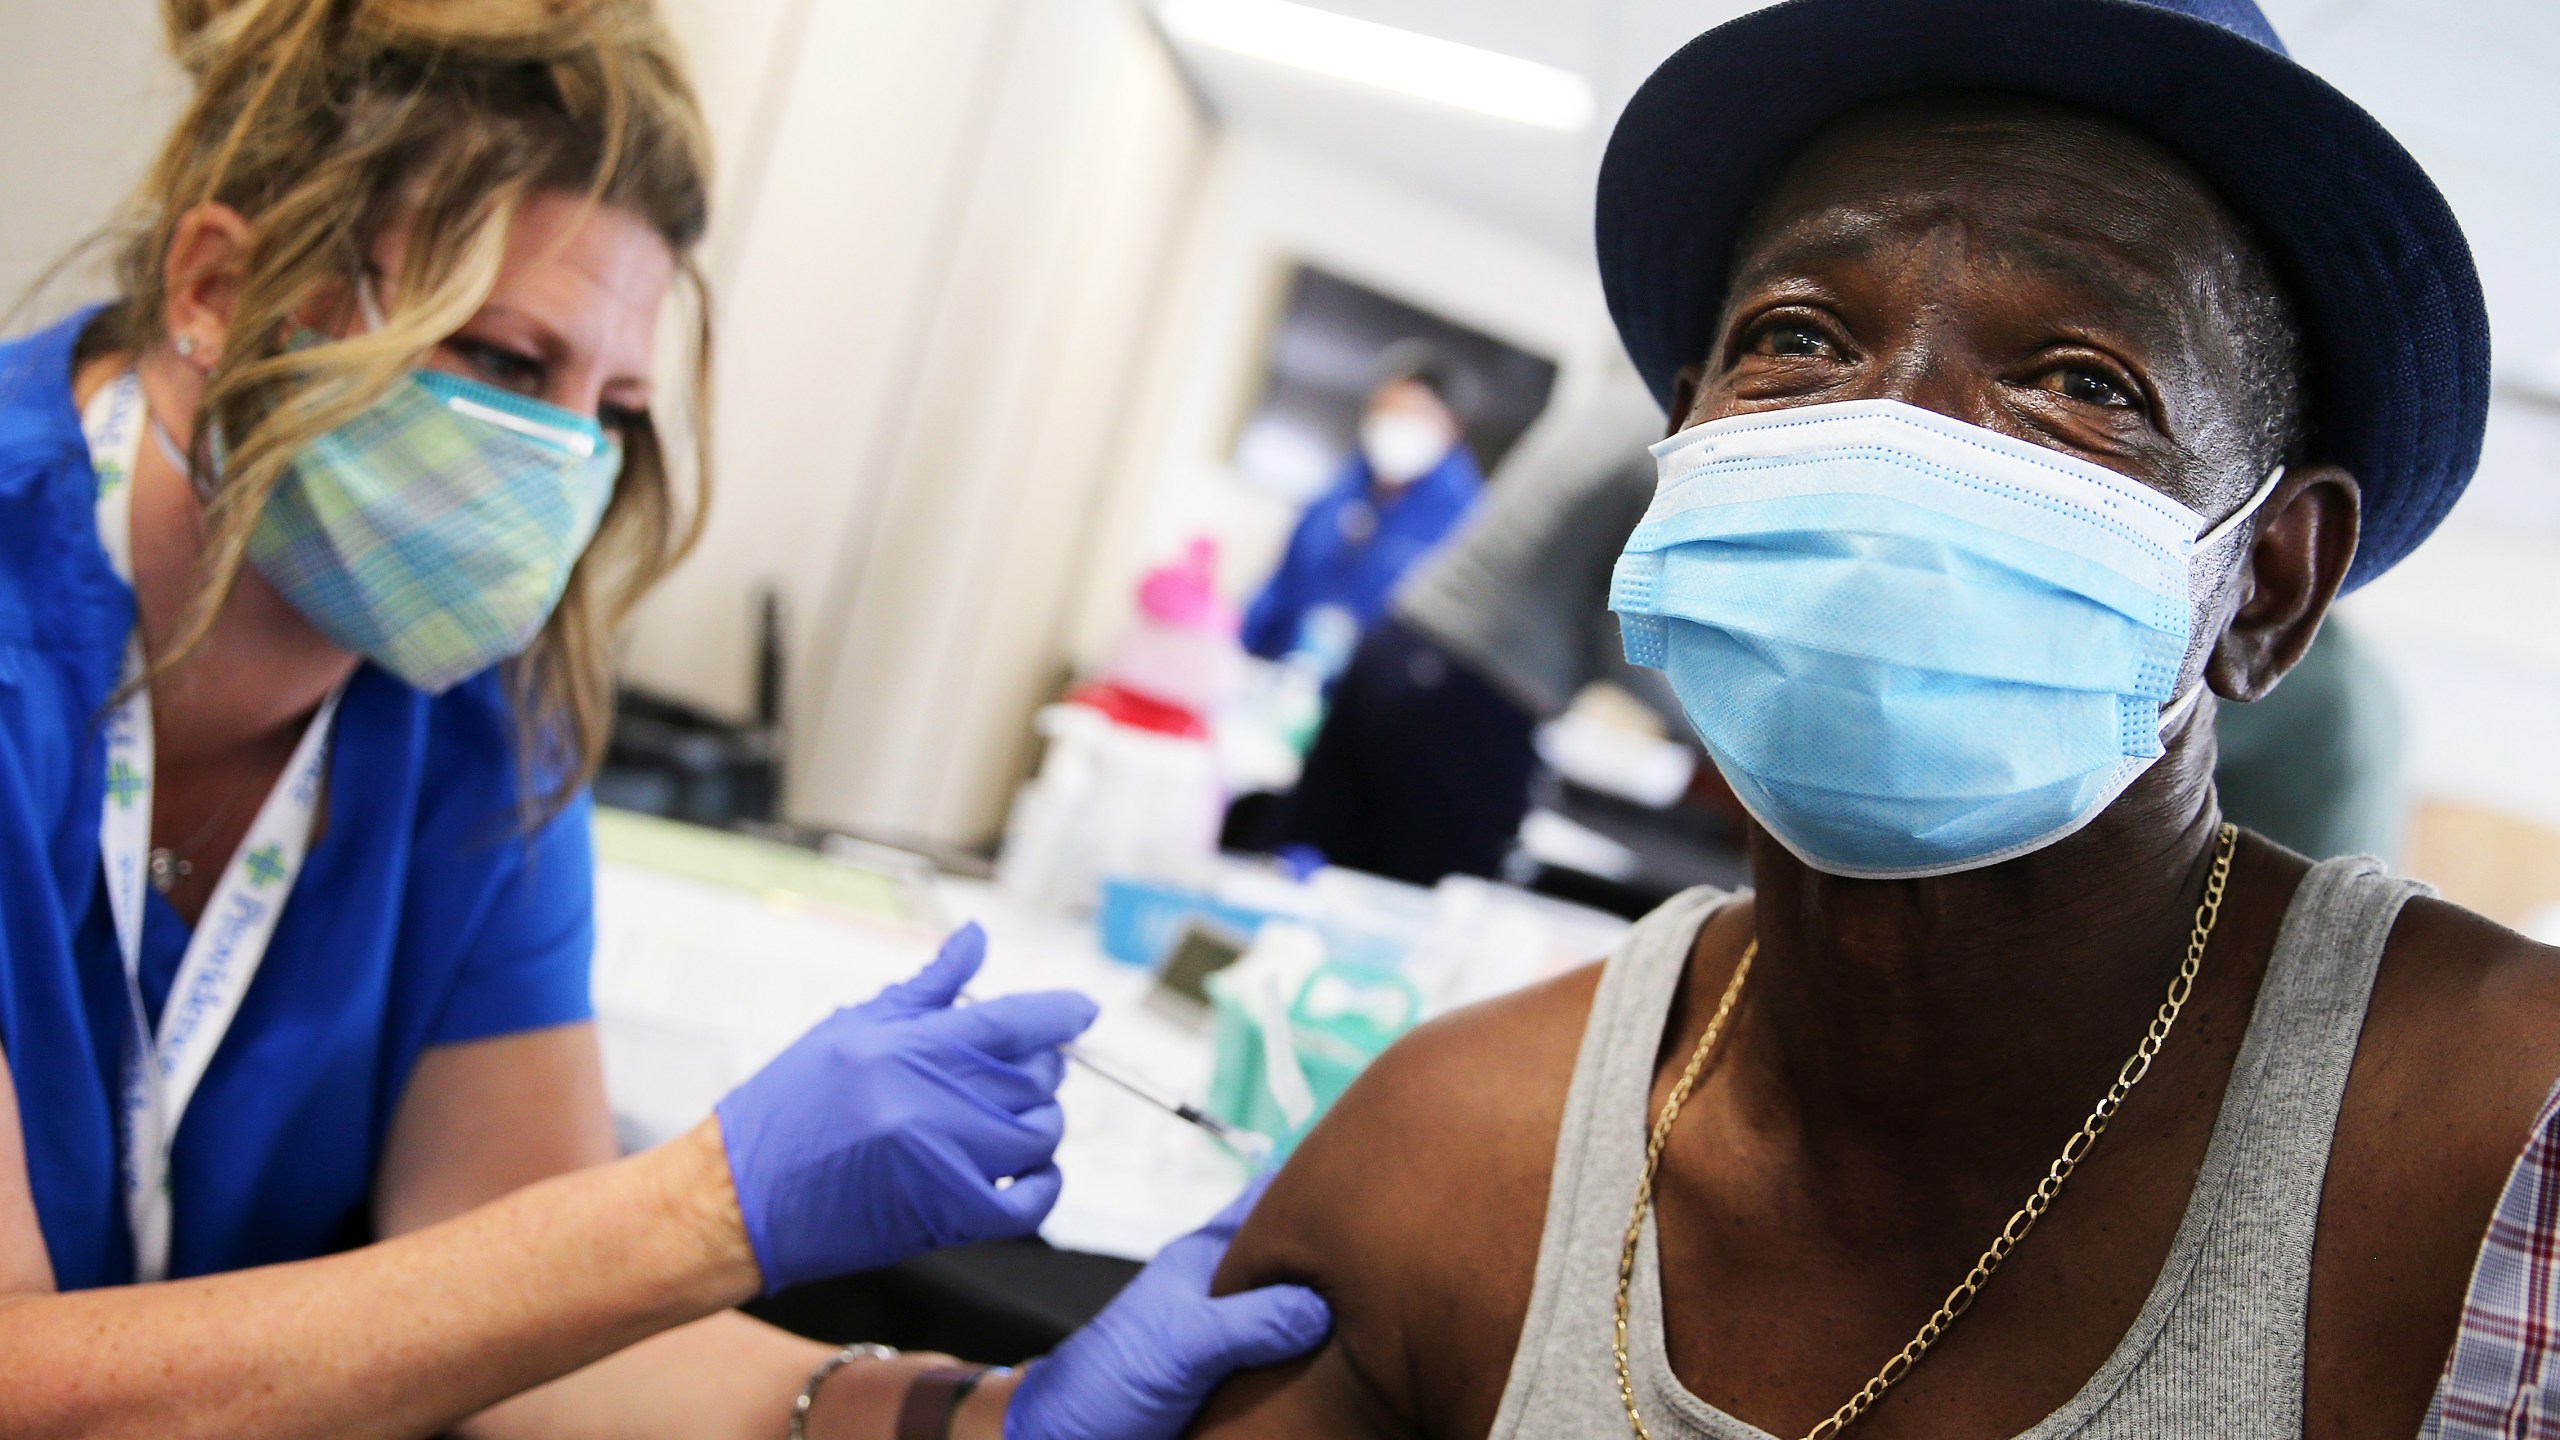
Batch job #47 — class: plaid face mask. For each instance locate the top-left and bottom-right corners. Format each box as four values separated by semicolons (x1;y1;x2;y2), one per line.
244;366;623;694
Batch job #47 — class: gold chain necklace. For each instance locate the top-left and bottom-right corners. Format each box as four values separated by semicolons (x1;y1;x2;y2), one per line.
1614;822;2238;1440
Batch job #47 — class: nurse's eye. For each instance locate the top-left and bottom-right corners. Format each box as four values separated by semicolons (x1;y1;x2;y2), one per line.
599;403;647;438
450;338;546;395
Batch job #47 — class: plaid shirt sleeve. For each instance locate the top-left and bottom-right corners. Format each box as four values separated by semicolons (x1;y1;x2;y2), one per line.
2423;1076;2560;1438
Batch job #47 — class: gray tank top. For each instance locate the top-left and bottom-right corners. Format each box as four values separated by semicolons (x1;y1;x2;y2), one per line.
1490;855;2431;1440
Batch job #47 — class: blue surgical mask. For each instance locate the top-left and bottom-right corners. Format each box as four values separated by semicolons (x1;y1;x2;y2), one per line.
1611;399;2282;879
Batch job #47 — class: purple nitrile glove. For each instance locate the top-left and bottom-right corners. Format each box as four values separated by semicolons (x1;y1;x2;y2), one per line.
713;923;1098;1293
1005;1172;1334;1440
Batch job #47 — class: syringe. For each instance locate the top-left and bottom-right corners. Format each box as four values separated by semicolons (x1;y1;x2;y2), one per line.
953;977;1276;1162
1061;1042;1274;1164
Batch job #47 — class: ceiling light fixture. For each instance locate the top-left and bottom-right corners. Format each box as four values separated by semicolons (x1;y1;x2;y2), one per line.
1157;0;1598;134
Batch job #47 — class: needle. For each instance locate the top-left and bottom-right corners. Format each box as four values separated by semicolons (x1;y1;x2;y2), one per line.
1062;1042;1275;1163
956;987;1274;1160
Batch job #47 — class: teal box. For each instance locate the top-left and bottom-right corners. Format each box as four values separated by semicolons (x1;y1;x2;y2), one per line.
1205;963;1420;1161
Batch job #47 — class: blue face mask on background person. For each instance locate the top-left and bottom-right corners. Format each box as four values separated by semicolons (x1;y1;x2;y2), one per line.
1611;398;2282;879
167;318;624;695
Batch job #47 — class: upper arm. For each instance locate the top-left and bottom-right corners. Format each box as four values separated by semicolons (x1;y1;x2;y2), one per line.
0;1043;55;1297
2312;896;2560;1434
2340;895;2560;1219
374;1023;617;1237
1187;1335;1414;1439
2418;1081;2560;1440
1184;1103;1420;1440
381;791;610;1237
1246;494;1345;633
1190;965;1602;1440
1243;527;1311;656
428;793;597;1049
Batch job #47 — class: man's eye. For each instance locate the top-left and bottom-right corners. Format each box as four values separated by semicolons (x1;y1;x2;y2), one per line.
1753;324;1833;359
2056;368;2136;409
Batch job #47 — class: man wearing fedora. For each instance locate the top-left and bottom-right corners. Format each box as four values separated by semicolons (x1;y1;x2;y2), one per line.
1181;1;2549;1437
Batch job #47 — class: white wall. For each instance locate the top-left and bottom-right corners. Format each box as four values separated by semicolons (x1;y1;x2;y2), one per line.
629;0;1224;845
773;0;1218;844
623;0;1020;724
0;1;181;316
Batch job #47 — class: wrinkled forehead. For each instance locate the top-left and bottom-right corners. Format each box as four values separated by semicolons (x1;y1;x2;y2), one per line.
1722;91;2257;340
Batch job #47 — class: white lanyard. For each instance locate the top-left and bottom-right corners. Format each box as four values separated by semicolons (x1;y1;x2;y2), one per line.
81;372;342;1283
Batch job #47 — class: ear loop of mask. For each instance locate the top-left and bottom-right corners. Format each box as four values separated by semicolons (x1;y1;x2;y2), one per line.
356;272;389;331
139;272;390;501
2197;463;2288;552
148;412;218;504
2160;461;2290;725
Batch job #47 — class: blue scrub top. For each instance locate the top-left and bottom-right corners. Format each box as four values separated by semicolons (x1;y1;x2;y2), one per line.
0;310;596;1289
1241;445;1483;662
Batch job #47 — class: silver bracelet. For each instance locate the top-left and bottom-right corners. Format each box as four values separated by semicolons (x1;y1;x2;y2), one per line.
791;1342;900;1440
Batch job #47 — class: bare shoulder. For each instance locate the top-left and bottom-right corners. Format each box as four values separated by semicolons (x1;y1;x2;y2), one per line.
2311;891;2560;1432
2355;893;2560;1176
1198;962;1606;1438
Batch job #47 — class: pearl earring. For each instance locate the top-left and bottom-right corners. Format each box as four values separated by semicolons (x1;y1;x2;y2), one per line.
173;334;197;358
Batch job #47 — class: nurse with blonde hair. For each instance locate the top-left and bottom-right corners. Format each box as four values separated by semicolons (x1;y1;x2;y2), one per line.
0;3;1324;1436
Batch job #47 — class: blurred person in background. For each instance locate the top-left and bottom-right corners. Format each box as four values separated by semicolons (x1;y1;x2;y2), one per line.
0;2;1322;1437
1239;343;1484;676
1275;412;1680;886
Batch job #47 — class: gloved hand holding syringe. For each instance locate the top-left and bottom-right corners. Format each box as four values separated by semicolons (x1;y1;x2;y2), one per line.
713;921;1321;1439
907;872;1277;1164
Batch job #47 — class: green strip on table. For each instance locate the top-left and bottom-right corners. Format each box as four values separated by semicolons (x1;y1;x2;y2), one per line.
592;808;920;925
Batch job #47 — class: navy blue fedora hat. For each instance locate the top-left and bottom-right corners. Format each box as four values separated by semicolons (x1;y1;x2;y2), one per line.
1597;0;2491;591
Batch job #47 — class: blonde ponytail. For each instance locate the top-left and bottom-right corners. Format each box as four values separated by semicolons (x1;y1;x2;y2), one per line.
96;0;714;822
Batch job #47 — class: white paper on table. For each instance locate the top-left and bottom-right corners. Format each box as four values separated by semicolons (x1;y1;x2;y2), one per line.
1045;1064;1254;1260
